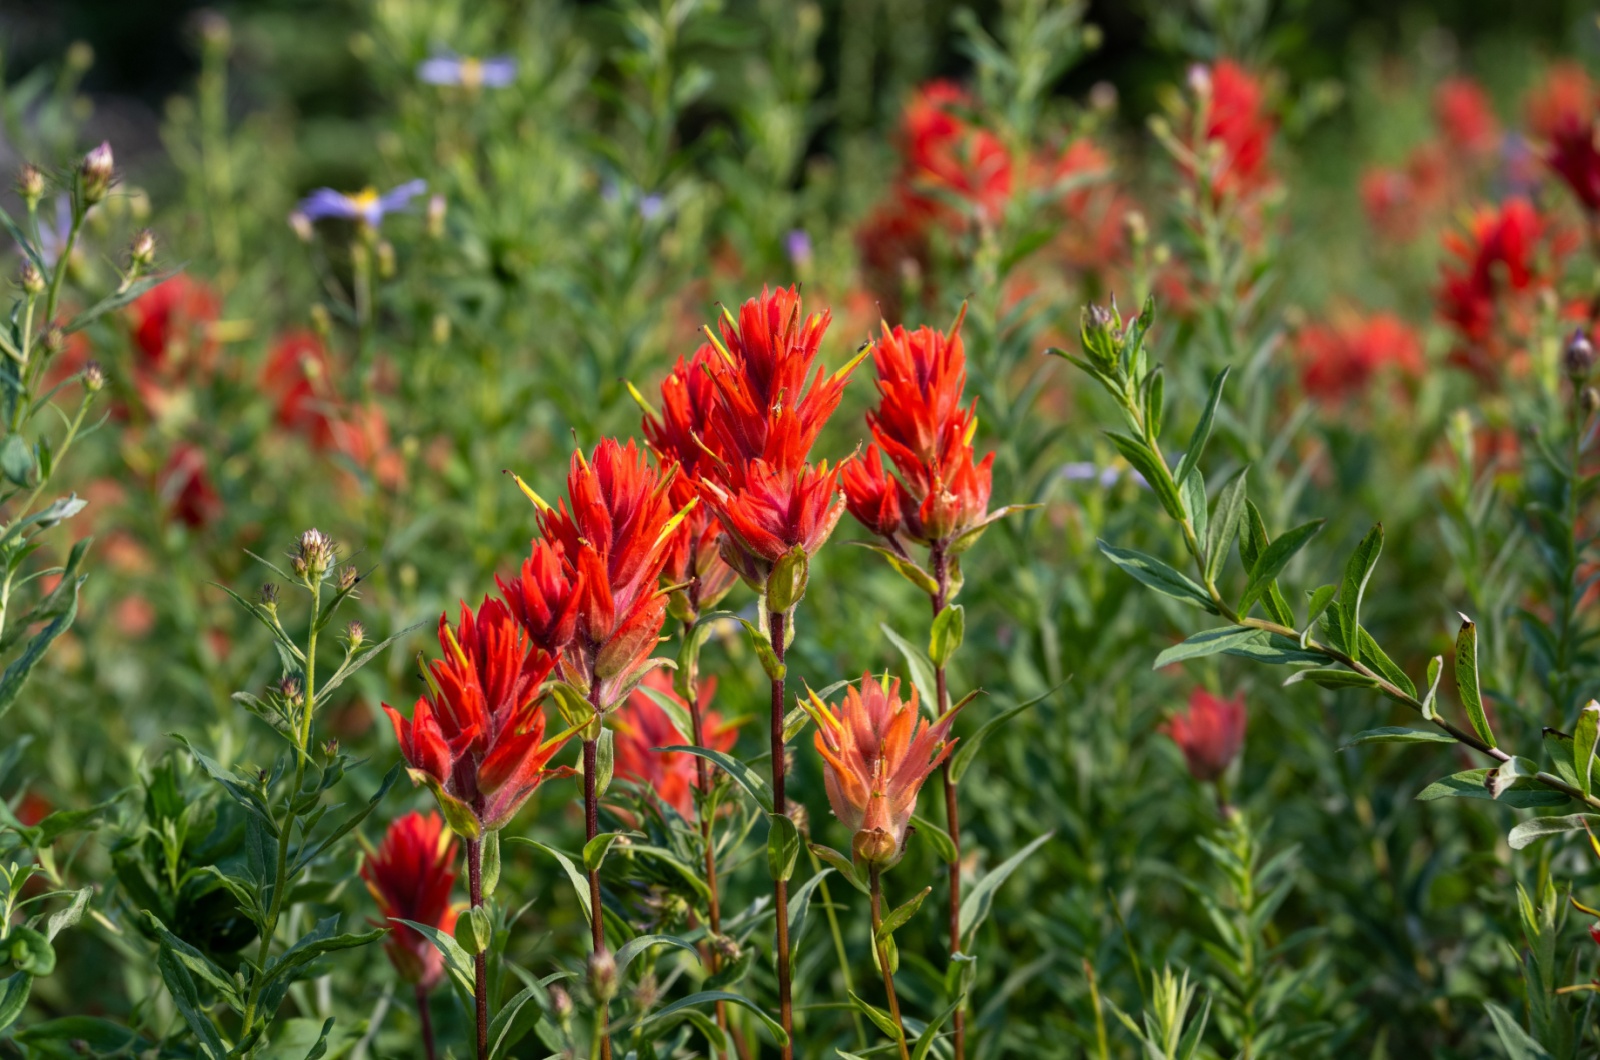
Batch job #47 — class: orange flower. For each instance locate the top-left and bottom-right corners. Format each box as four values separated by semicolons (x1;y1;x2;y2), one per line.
806;674;962;868
360;811;459;990
613;669;737;818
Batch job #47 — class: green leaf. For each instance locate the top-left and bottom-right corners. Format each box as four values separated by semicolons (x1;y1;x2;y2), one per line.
16;1016;146;1051
1337;524;1383;654
766;547;809;613
929;605;965;668
0;435;33;487
1174;366;1229;487
4;926;53;976
290;761;401;875
1153;625;1260;668
736;617;786;681
0;569;79;724
318;618;429;700
259;917;384;1013
616;933;700;979
64;271;178;335
0;972;27;1036
848;989;904;1040
959;831;1053;942
1420;656;1444;721
1239;502;1296;626
1340;727;1456;750
911;813;958;863
809;843;868;895
1416;769;1569;808
1282;668;1381;690
881;623;938;710
1358;628;1417;700
583;831;631;874
1238;519;1324;615
481;829;500;899
856;542;940;595
911;993;968;1060
948;685;1059;784
636;682;696;744
657;746;773;813
143;913;240;1008
1507;814;1600;851
156;946;228;1059
1098;541;1217;613
42;886;91;942
767;812;800;882
594;728;615;797
787;867;834;971
1104;431;1185;521
641;990;789;1046
487;979;550;1060
876;885;932;942
1205;467;1249;584
1484;1000;1555;1060
504;839;592;922
394;918;476;997
1455;615;1496;748
1181;467;1208;547
1576;702;1600;799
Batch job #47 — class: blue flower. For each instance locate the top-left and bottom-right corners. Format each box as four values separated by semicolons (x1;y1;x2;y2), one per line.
295;180;428;228
785;229;812;268
417;53;517;89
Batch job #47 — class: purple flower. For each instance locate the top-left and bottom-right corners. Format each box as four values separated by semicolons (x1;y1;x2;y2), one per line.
639;194;664;221
418;54;517;89
296;180;428;228
785;228;812;268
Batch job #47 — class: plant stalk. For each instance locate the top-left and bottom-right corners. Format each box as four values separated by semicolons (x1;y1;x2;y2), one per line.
417;984;437;1060
582;730;612;1060
869;865;911;1060
930;542;965;1060
682;608;734;1056
767;603;794;1060
468;837;488;1060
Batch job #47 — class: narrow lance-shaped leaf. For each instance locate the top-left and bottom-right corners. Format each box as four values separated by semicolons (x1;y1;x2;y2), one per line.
1174;366;1230;487
1455;615;1496;748
1337;523;1383;655
1576;701;1600;799
1238;517;1324;616
1205;467;1249;584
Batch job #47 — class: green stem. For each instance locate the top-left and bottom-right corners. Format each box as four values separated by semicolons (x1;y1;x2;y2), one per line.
240;579;320;1037
868;865;911;1060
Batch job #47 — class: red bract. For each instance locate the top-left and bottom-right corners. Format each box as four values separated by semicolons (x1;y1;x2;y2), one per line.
360;811;459;990
901;81;1012;226
639;345;737;614
807;673;960;868
1295;312;1424;404
497;538;581;656
695;286;858;587
1195;61;1275;201
1526;63;1600;213
840;446;902;538
1435;77;1500;159
843;317;993;546
384;598;568;834
1437;197;1572;381
613;670;737;818
156;443;222;529
530;438;678;706
1164;689;1246;783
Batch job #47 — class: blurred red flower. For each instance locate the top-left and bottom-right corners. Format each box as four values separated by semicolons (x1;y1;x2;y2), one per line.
901;81;1012;227
360;811;459;990
126;276;220;418
1164;689;1246;783
1192;61;1275;202
1526;63;1600;213
1435;77;1500;159
156;443;222;529
1295;311;1424;404
384;598;568;833
612;670;736;818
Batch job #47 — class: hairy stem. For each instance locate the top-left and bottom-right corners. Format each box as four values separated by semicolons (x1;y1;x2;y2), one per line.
582;731;612;1060
468;837;488;1060
682;609;733;1056
768;603;794;1060
930;543;966;1060
869;865;911;1060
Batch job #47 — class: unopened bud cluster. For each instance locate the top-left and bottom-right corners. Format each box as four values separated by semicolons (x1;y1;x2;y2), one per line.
80;142;114;205
292;528;337;581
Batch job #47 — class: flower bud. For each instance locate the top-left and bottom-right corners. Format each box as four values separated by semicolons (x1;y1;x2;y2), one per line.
289;211;314;243
309;303;332;337
427;194;447;238
81;361;106;393
1584;386;1600;415
711;933;742;964
275;674;305;707
18;261;44;296
322;738;339;758
376;239;396;279
852;826;899;869
1567;329;1595;381
295;528;336;580
432;312;451;345
129;228;156;268
1187;63;1213;100
550;985;574;1022
338;564;359;592
259;582;280;612
80;142;114;205
1079;303;1120;370
41;326;65;357
788;802;810;838
587;948;618;1002
345;620;366;648
195;9;231;52
631;972;659;1011
16;164;45;209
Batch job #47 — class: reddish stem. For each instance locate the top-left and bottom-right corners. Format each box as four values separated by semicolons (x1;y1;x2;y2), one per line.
467;838;488;1060
769;604;794;1060
931;543;966;1060
583;733;612;1060
417;983;437;1060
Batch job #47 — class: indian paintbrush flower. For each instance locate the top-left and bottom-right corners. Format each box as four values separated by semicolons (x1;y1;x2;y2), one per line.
360;811;459;990
383;598;570;836
613;669;737;818
805;673;964;870
1526;63;1600;214
1163;688;1246;784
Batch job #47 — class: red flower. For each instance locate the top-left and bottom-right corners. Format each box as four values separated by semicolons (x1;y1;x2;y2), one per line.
695;286;858;587
639;344;737;614
1163;689;1246;783
1360;144;1452;243
613;669;737;818
844;316;993;546
126;276;220;419
1434;77;1500;159
901;81;1013;226
1046;137;1127;271
360;811;459;990
383;599;568;833
1526;63;1600;213
807;673;960;868
1295;311;1424;404
528;438;678;707
262;330;335;442
1194;61;1275;202
1437;197;1573;380
497;537;582;655
156;443;222;529
840;445;902;538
